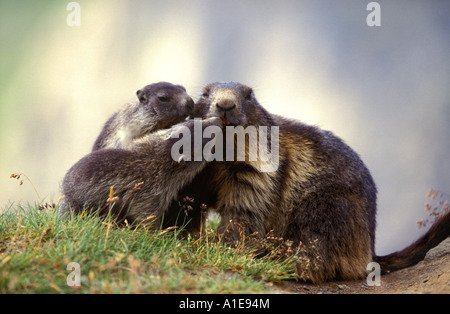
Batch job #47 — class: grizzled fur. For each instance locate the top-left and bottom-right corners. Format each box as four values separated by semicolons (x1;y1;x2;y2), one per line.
92;82;195;151
61;117;221;230
198;81;450;283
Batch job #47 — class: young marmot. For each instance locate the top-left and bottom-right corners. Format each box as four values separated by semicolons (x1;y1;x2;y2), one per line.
198;81;450;283
60;82;214;230
92;82;195;151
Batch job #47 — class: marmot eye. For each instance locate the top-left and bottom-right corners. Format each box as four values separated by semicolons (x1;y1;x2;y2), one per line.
245;90;253;100
158;96;170;102
201;88;211;98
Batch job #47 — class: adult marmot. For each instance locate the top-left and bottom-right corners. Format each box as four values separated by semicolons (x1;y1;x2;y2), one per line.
92;82;195;151
199;81;450;283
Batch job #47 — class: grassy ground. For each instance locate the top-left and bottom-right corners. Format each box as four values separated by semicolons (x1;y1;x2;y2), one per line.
0;204;299;294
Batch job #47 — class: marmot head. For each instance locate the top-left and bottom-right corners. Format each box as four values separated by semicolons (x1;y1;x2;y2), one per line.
136;82;196;122
197;81;272;127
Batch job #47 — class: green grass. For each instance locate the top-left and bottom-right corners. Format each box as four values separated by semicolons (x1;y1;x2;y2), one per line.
0;204;299;293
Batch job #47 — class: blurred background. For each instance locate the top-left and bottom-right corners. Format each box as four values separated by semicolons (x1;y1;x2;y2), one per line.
0;0;449;255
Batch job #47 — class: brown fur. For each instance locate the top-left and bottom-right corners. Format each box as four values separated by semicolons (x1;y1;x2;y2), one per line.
374;212;450;273
197;81;449;283
60;117;221;229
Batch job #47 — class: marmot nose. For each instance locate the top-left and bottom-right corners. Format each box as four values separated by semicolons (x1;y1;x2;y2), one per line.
215;99;236;111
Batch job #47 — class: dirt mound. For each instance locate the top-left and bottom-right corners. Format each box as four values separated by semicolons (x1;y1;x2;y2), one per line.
273;238;450;294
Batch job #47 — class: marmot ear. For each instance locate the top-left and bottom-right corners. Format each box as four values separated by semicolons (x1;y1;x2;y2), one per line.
136;89;147;103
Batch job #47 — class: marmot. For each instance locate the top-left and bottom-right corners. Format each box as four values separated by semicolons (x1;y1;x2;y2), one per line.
198;81;450;283
60;82;214;230
61;116;221;230
92;82;195;151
